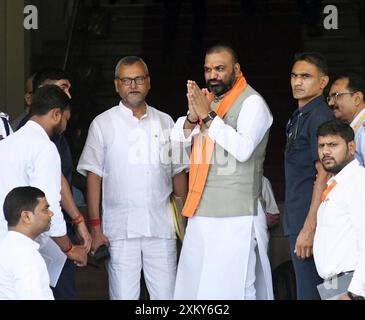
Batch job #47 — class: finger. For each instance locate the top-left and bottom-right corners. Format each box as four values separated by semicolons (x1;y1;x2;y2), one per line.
300;247;307;260
306;247;312;258
294;244;301;259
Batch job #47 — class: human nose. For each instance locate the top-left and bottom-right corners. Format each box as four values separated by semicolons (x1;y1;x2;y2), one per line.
293;75;303;85
209;69;219;80
322;145;331;155
328;98;335;107
48;209;54;217
129;79;138;88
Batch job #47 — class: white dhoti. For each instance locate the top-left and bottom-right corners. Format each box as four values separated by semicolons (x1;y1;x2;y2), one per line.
174;204;273;300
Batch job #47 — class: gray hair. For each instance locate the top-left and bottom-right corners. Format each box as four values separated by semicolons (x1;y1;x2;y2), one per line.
114;56;149;78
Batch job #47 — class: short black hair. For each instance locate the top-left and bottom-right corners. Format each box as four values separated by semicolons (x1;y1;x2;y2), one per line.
317;119;354;143
3;187;45;227
334;72;365;102
206;44;238;64
33;67;69;93
294;52;328;75
30;84;71;117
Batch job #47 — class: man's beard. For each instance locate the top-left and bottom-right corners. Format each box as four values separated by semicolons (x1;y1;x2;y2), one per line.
207;73;236;96
51;122;64;139
322;153;352;174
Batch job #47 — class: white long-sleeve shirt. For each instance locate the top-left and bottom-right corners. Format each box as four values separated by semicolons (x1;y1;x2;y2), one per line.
0;231;54;300
0;120;66;237
313;159;365;297
170;94;273;162
350;109;365;166
77;102;187;241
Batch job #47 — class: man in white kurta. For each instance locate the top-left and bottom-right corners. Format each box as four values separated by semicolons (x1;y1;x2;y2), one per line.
77;56;187;300
0;111;65;239
0;85;86;268
171;45;274;300
314;120;365;300
0;187;54;300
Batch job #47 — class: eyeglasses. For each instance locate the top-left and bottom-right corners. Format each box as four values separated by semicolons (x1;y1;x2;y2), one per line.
326;92;356;104
115;75;149;86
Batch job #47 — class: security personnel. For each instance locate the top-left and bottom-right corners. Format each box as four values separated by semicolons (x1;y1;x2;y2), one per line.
0;112;12;140
328;73;365;165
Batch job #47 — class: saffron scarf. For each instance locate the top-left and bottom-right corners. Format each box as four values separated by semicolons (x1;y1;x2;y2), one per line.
182;74;247;217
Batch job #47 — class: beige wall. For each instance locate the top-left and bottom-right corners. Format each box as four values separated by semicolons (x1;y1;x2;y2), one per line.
0;0;25;120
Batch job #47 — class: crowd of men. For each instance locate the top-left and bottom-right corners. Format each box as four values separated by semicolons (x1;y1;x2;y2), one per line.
0;44;364;300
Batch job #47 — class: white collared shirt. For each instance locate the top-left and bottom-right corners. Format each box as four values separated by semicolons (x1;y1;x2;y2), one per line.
0;231;54;300
170;94;272;162
77;102;187;241
0;120;65;237
350;109;365;166
314;159;365;296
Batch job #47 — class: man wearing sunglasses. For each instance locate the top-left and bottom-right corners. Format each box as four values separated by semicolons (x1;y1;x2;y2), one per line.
284;52;334;300
327;73;365;166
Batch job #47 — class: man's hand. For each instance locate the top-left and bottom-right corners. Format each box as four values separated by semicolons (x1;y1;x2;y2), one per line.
90;226;110;255
76;222;92;253
187;81;211;119
295;226;315;259
338;293;351;300
186;80;199;122
67;245;88;267
266;213;280;228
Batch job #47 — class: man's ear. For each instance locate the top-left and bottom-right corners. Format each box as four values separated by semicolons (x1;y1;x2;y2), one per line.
320;75;329;89
349;140;356;156
234;63;241;76
354;91;364;107
50;107;62;122
20;210;33;225
114;79;119;93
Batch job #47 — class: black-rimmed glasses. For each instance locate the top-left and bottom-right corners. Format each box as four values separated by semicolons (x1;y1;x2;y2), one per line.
326;92;357;104
115;75;149;86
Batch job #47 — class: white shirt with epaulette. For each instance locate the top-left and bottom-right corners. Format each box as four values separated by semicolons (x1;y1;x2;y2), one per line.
0;112;13;140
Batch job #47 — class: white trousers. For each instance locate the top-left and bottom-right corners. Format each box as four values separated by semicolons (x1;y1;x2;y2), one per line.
106;237;177;300
174;215;257;300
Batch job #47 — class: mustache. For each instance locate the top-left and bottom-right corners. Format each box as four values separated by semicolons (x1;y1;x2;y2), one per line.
128;90;141;94
207;79;223;86
321;156;334;161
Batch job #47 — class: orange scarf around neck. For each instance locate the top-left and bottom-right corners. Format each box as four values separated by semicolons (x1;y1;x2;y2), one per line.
182;74;247;217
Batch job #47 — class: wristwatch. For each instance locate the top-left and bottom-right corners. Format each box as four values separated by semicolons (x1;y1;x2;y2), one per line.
186;111;199;124
347;291;365;300
202;111;217;124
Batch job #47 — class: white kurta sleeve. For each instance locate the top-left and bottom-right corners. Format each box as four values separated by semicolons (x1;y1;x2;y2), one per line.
262;176;280;214
347;183;365;296
208;95;273;162
166;116;189;175
29;145;65;237
77;120;105;177
170;116;200;144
